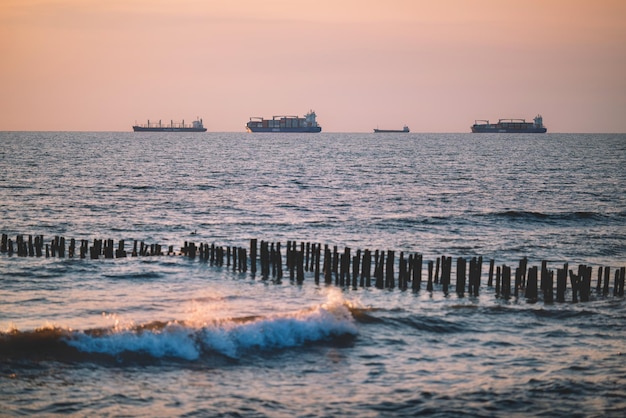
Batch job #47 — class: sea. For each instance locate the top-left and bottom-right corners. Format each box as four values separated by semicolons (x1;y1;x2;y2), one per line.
1;131;625;417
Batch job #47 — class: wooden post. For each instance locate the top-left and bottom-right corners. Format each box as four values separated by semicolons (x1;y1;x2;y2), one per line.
305;242;310;272
495;266;501;296
276;242;283;281
250;239;257;275
68;238;75;258
398;252;406;291
332;246;339;285
470;256;479;295
19;235;28;257
338;252;346;287
80;239;88;258
469;257;480;296
412;253;422;292
103;239;113;258
284;241;290;272
343;247;351;287
296;250;304;284
569;267;580;303
488;259;494;287
386;250;395;289
580;265;592;301
260;241;267;278
456;257;466;297
556;266;567;303
519;257;528;289
324;245;332;284
35;235;43;257
116;240;126;258
289;242;296;281
266;242;273;277
314;244;321;284
219;246;225;266
501;265;511;299
89;239;99;259
602;266;611;296
503;265;512;299
525;266;538;302
375;250;384;289
544;269;554;303
441;256;451;295
541;262;554;303
363;249;371;287
514;267;521;298
427;260;433;291
309;243;316;272
353;250;360;289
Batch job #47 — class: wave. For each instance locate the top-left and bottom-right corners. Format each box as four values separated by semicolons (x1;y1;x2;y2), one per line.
0;295;358;363
370;209;625;230
350;306;469;334
487;210;614;223
114;184;155;190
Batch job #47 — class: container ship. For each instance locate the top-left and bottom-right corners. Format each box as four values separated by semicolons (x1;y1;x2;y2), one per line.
373;125;410;133
133;118;207;132
471;114;547;133
246;110;322;133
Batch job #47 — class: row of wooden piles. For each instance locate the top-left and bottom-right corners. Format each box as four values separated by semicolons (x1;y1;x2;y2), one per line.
254;240;625;302
0;234;163;259
2;234;625;302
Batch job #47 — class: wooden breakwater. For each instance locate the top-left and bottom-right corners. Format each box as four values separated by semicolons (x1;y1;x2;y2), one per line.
2;233;625;303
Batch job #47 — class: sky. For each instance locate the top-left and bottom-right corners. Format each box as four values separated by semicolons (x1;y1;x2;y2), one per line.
1;0;625;132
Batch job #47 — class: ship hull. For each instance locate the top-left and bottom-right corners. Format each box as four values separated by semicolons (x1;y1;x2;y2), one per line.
373;129;409;133
471;126;547;133
133;126;207;132
246;126;322;133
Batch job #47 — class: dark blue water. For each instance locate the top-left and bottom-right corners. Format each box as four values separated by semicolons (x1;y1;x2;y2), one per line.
1;132;625;416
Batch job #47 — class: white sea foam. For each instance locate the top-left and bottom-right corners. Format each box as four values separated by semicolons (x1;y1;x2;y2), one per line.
68;323;201;360
67;291;358;360
199;290;358;358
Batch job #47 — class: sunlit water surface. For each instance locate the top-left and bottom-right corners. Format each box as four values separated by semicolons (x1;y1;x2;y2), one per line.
1;132;625;417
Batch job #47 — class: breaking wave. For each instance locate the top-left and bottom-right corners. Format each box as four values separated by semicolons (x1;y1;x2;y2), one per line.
0;294;358;362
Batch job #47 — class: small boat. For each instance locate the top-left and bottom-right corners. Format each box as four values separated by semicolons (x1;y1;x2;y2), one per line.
133;118;207;132
471;115;547;133
373;126;410;133
246;110;322;133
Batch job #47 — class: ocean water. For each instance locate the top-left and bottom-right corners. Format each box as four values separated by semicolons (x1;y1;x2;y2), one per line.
1;131;625;417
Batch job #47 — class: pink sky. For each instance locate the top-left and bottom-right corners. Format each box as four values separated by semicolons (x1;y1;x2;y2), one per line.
1;0;625;132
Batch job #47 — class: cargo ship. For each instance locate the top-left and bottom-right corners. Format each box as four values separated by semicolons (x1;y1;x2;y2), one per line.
374;125;410;133
245;110;322;133
133;118;207;132
471;114;546;133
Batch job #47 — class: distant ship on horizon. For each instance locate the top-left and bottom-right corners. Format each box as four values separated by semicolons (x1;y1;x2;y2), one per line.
246;110;322;133
471;114;547;133
133;118;207;132
373;125;410;133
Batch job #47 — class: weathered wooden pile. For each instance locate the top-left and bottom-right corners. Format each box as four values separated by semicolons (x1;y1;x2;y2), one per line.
2;233;625;303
